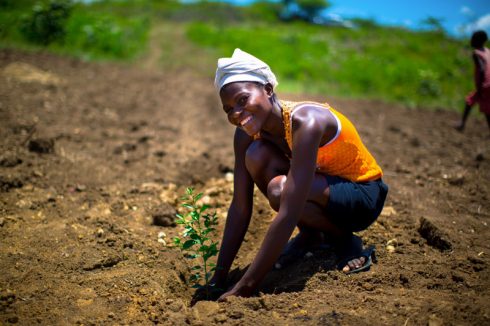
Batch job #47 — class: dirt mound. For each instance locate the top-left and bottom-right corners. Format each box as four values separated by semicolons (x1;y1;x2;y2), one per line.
1;48;489;325
2;62;65;86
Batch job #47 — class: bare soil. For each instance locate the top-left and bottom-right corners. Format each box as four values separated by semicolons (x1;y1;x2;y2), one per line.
1;47;489;325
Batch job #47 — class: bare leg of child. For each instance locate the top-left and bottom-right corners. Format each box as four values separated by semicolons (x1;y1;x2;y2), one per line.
455;103;472;131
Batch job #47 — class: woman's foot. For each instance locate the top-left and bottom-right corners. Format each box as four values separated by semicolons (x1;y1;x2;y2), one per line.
274;230;327;269
335;235;376;274
341;256;367;273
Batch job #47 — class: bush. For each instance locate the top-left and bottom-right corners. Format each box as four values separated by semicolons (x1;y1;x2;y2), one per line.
64;11;149;59
20;0;72;45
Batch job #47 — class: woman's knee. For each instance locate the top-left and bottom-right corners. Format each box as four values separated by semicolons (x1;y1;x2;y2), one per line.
244;140;270;178
267;175;286;211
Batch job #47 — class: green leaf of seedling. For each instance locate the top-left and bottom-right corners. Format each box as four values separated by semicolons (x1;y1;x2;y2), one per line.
198;245;209;252
183;228;197;237
182;203;193;209
200;204;210;213
186;188;193;195
202;228;216;235
182;239;196;250
194;193;203;201
190;234;202;245
191;265;201;270
173;237;181;245
203;252;214;261
184;226;196;233
190;211;199;221
190;273;200;280
189;233;200;239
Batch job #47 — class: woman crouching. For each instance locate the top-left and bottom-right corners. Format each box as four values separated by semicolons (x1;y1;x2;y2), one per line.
210;49;388;301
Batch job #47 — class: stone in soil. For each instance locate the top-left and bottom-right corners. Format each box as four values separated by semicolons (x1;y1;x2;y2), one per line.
151;204;176;227
0;154;22;167
418;217;452;251
28;138;54;154
0;175;23;192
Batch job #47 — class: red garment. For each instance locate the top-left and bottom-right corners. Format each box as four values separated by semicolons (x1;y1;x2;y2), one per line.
466;47;490;114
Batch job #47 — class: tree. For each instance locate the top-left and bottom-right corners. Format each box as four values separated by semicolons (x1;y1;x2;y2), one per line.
296;0;330;19
281;0;330;22
420;16;445;33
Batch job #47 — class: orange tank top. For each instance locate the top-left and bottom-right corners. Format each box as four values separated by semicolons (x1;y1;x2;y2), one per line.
281;100;383;182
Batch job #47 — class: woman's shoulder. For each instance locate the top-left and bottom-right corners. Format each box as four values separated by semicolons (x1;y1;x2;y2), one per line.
281;99;329;110
281;100;332;121
281;100;338;136
283;100;333;118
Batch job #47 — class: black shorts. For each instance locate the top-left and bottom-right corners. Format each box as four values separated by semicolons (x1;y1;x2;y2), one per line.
325;176;389;233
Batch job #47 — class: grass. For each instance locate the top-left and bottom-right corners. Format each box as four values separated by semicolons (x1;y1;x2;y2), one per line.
186;20;473;110
0;0;475;110
0;0;150;61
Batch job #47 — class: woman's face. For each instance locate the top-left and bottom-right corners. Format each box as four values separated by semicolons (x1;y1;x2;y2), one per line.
220;82;273;136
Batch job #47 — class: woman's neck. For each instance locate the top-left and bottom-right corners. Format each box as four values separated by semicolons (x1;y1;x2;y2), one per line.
261;100;285;137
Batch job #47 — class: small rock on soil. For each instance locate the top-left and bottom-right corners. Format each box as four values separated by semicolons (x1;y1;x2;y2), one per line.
418;217;452;251
151;204;176;227
28;138;54;154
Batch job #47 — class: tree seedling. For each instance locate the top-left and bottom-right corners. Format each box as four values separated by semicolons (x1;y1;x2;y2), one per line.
173;188;219;299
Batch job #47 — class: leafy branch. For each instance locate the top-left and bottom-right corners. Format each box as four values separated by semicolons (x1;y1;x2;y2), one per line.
173;187;219;299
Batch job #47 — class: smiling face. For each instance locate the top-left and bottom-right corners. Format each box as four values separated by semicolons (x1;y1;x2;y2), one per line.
219;82;274;136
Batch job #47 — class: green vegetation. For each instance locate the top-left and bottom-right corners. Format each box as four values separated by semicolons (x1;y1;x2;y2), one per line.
19;0;72;45
172;188;219;299
0;0;149;60
0;0;474;110
186;20;472;109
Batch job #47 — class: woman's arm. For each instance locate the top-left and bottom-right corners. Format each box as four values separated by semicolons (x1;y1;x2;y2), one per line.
211;128;255;288
220;108;327;298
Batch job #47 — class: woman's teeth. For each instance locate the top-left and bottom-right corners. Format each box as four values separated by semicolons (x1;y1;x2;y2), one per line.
240;116;253;126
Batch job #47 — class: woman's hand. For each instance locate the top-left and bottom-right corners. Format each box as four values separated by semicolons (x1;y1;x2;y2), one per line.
217;282;253;301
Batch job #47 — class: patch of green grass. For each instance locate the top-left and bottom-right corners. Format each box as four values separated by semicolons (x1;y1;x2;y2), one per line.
0;0;150;61
61;9;149;60
186;21;473;110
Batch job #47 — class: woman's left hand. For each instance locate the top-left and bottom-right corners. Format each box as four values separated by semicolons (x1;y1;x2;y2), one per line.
217;283;253;301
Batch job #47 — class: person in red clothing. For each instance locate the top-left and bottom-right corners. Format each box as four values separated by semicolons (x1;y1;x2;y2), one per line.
455;30;490;131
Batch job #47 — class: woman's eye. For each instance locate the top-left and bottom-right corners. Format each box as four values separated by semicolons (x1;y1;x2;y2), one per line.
238;96;248;105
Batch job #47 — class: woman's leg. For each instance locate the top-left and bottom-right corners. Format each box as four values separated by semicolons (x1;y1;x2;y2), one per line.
245;140;334;225
245;139;368;272
244;140;345;245
244;139;289;196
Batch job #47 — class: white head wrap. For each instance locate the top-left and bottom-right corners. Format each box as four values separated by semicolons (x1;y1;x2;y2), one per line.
214;48;278;91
